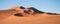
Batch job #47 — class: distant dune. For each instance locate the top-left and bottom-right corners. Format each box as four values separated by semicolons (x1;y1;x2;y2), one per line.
0;6;60;24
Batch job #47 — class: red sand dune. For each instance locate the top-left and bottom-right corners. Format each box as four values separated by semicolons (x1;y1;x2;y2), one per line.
0;6;60;24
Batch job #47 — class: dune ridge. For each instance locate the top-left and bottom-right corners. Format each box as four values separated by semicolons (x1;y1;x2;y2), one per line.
0;6;60;24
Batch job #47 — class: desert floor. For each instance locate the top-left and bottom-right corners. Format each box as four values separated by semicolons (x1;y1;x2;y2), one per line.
0;14;60;24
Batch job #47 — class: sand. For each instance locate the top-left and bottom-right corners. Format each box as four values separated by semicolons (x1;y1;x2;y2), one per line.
0;6;60;24
0;14;60;24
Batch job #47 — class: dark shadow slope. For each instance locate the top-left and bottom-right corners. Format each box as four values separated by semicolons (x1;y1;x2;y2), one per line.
29;7;45;14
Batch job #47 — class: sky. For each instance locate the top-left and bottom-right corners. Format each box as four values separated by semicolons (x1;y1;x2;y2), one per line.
0;0;60;13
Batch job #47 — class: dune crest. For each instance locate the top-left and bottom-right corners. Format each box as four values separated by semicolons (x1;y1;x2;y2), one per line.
0;6;60;24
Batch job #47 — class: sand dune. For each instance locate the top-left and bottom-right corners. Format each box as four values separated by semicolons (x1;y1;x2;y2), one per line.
0;6;60;24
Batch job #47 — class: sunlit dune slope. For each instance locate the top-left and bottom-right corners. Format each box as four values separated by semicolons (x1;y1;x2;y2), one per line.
0;6;60;24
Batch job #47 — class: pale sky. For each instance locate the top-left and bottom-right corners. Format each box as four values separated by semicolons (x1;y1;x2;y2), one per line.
0;0;60;13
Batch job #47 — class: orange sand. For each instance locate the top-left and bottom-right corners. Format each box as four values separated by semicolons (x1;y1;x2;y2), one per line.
0;6;60;24
0;14;60;24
